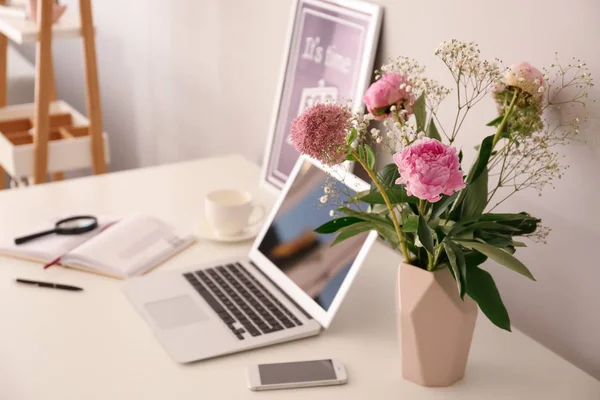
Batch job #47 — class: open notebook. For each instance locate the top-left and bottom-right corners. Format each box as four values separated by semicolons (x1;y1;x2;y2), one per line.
0;214;196;279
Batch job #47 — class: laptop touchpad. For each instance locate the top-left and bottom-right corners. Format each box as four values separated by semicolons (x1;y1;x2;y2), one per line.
145;295;208;330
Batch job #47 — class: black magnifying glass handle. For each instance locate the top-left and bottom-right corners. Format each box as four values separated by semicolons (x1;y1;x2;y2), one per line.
14;229;58;245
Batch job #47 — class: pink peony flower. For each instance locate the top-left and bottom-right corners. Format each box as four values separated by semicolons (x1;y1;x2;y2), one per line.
363;73;415;121
503;62;544;96
393;138;465;203
290;103;352;165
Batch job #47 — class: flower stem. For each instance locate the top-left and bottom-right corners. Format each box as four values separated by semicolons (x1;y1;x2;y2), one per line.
492;89;519;149
351;148;410;262
418;199;435;271
431;246;443;271
418;199;427;215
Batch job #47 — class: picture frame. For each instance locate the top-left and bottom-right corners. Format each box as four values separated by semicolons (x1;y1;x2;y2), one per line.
261;0;383;192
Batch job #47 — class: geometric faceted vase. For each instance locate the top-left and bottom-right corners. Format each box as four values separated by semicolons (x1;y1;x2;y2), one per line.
397;263;478;387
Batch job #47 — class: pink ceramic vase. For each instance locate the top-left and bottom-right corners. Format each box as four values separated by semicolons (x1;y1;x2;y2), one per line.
397;263;478;387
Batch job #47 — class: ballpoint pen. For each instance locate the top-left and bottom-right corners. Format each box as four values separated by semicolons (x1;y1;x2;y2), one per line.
15;278;83;292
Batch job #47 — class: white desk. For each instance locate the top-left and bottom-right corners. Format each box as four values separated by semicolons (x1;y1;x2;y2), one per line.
0;154;597;399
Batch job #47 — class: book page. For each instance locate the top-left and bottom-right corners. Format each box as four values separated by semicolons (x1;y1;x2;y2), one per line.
66;214;195;277
0;216;117;263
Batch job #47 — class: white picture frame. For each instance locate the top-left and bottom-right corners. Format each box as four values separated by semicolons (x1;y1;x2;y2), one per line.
260;0;383;193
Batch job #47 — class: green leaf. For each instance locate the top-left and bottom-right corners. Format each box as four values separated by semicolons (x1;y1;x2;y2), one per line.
456;240;536;281
402;214;419;232
467;134;494;184
480;212;540;235
430;193;458;220
426;118;442;141
464;250;487;266
375;163;400;189
483;235;514;248
413;93;427;132
346;128;358;146
355;186;418;206
444;241;467;298
458;150;463;163
479;213;534;222
461;167;488;217
358;144;365;161
345;153;357;162
418;214;434;255
365;145;375;170
486;115;504;127
466;264;511;331
314;216;364;234
371;107;387;117
451;135;493;218
456;221;521;235
337;206;398;247
331;222;374;246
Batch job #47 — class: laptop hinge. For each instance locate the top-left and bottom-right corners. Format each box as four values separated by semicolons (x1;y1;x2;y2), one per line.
249;261;313;320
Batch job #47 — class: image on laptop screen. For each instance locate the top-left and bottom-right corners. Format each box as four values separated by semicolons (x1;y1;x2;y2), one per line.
258;160;369;311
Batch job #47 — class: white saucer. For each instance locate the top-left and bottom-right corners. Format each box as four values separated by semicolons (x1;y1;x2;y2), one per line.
198;220;262;243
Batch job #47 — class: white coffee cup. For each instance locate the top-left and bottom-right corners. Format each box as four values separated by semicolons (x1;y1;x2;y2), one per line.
205;189;265;237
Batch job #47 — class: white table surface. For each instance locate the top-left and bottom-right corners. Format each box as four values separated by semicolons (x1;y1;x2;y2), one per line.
0;154;597;399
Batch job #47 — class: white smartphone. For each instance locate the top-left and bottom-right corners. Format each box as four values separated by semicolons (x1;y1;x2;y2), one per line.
246;358;347;391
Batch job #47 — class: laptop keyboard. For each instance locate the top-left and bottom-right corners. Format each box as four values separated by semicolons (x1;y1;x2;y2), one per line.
183;263;303;340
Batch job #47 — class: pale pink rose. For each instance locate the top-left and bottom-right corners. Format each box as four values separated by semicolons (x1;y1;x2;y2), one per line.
363;73;415;121
503;62;544;95
393;138;465;203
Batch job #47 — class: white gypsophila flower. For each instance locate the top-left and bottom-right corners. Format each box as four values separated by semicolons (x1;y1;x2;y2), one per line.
320;195;328;204
376;137;383;144
376;55;450;113
349;112;370;140
434;39;501;110
538;86;545;93
329;210;335;217
324;186;330;194
371;128;380;138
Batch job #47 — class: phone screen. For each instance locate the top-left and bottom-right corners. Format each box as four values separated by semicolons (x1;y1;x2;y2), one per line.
258;359;336;385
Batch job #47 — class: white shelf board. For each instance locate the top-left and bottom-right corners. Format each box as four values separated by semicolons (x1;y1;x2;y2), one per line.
0;13;82;44
0;100;109;177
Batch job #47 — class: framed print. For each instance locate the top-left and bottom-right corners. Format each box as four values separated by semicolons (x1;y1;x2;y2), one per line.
261;0;383;191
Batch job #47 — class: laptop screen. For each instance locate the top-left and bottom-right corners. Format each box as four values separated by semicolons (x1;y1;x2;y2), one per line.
257;160;370;311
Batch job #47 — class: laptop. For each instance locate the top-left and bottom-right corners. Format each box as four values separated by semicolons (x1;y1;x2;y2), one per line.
123;156;378;363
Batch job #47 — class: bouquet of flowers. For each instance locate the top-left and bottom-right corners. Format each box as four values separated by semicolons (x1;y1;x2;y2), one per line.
290;40;593;331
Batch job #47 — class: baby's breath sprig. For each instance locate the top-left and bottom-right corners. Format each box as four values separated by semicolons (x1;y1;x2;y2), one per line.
487;58;594;210
434;39;502;143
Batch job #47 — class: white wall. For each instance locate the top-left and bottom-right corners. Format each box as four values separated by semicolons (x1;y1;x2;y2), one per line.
25;0;600;378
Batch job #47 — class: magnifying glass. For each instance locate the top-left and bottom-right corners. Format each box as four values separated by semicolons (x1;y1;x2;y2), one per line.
14;216;99;245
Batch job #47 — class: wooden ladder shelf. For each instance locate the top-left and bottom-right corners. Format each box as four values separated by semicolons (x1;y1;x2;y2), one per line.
0;0;108;188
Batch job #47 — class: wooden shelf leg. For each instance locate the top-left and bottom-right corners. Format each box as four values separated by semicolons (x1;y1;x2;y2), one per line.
32;0;53;185
0;0;7;189
80;0;106;175
48;48;64;182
